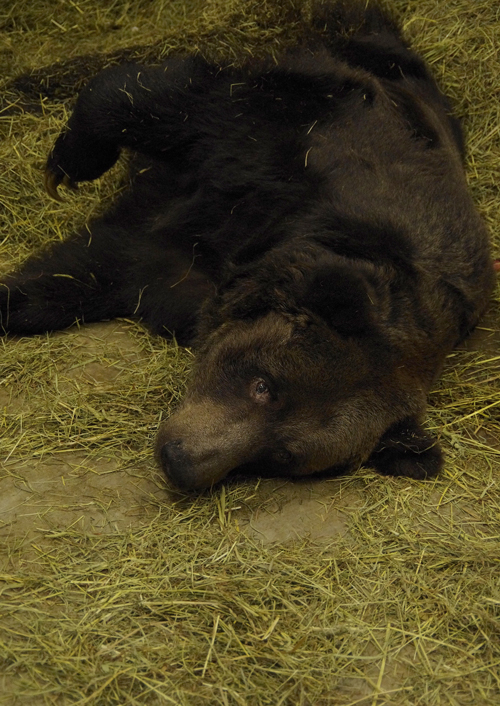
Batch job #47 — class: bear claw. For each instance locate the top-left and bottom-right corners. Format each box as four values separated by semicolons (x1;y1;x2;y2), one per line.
44;170;78;202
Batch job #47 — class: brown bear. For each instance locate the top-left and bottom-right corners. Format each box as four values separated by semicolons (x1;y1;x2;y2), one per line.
0;1;495;490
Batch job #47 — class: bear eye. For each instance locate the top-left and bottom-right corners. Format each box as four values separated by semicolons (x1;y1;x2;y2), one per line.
274;448;293;464
250;377;271;403
255;380;268;394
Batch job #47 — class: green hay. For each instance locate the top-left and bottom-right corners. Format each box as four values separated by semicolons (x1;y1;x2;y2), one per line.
1;1;499;704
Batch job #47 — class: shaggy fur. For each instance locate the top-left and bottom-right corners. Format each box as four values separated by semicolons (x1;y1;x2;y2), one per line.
0;1;495;490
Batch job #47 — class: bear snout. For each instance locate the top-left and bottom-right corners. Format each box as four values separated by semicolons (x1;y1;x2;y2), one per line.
155;399;265;490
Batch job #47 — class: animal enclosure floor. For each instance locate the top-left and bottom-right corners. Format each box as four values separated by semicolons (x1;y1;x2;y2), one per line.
1;0;500;704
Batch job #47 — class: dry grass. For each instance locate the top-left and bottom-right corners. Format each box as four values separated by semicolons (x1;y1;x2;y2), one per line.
0;1;499;704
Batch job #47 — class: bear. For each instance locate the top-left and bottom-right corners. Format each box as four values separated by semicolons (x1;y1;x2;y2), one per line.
0;1;495;491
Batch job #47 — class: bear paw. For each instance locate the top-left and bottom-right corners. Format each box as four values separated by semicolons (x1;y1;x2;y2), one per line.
45;128;120;200
369;417;443;480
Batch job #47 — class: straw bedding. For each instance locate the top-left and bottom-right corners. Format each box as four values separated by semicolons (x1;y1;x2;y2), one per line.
0;1;499;704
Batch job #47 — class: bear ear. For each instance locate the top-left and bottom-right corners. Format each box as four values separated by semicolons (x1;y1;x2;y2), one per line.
368;417;443;480
299;264;375;334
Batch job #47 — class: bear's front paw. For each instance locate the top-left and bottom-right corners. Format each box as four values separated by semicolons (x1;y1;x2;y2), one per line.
369;417;443;480
45;128;120;200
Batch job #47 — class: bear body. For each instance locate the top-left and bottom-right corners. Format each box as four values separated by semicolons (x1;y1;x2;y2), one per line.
0;2;495;489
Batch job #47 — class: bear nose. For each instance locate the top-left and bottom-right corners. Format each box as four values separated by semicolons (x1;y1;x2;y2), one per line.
160;440;195;491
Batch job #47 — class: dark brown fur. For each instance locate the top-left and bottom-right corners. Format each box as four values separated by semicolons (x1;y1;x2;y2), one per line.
0;2;495;490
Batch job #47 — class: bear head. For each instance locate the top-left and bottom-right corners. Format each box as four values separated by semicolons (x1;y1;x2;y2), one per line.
155;244;443;490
